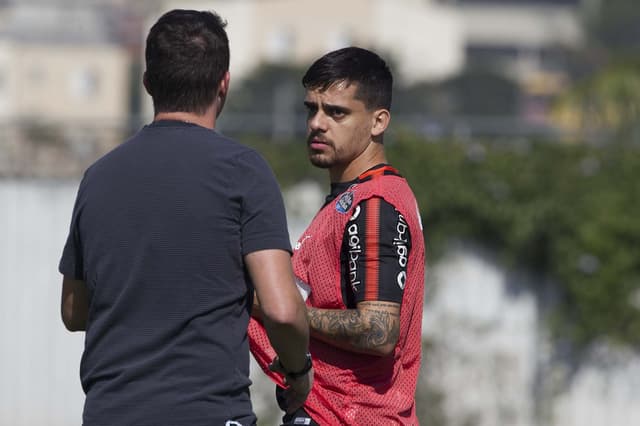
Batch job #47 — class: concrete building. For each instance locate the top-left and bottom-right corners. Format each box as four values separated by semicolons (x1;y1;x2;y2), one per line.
453;0;584;95
149;0;584;88
143;0;585;131
150;0;464;84
0;3;132;177
0;3;130;125
141;0;463;122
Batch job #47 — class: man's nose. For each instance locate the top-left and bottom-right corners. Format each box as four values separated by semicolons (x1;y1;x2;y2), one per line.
308;111;327;132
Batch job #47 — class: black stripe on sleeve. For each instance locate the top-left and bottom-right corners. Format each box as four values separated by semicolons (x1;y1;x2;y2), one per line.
340;197;411;307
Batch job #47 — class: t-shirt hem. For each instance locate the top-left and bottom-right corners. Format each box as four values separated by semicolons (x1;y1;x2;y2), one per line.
242;237;292;256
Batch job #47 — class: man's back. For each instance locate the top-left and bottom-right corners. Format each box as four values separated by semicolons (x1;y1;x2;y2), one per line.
62;120;290;425
60;9;312;425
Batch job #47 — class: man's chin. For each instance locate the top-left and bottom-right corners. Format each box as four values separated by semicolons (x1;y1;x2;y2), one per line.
309;155;332;169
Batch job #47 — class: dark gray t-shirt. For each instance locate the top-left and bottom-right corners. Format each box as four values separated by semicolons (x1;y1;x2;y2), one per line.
59;120;291;426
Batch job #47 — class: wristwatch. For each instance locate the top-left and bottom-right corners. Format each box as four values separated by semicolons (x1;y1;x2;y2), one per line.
279;352;312;379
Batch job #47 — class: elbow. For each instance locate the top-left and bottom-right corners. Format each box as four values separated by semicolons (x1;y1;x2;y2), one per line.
62;317;83;332
61;277;89;331
62;317;84;332
64;323;84;332
366;341;397;357
62;308;86;332
376;343;397;357
263;301;308;329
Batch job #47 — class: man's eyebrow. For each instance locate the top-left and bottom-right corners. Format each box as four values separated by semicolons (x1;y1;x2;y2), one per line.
303;100;352;113
323;103;351;113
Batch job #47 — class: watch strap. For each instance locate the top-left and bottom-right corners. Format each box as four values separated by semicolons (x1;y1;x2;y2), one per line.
280;353;312;379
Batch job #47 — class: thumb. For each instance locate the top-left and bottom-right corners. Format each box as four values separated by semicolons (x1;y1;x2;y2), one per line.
269;357;285;374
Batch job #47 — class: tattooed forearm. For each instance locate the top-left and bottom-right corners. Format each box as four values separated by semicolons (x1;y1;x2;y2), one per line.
308;301;400;355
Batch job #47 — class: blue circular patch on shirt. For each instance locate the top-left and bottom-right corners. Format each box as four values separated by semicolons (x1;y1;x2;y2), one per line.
335;191;354;214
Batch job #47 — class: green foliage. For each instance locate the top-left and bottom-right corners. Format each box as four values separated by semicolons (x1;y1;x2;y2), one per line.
225;63;307;115
394;69;521;117
585;0;640;55
244;137;324;188
389;137;640;348
552;59;640;143
246;136;640;348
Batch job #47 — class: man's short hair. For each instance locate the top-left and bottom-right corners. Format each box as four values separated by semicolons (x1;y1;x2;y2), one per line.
302;47;393;111
145;9;229;115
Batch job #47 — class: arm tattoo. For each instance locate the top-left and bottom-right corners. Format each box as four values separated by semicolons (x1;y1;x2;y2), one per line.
308;302;400;352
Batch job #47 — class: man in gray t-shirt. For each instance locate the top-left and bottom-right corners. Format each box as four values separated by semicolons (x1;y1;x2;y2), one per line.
59;10;312;426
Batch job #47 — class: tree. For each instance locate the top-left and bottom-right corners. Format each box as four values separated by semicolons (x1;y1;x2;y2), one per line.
394;69;521;118
584;0;640;56
551;60;640;143
218;63;308;139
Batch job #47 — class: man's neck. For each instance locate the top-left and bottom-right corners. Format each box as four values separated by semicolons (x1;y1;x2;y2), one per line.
154;110;216;130
330;146;387;183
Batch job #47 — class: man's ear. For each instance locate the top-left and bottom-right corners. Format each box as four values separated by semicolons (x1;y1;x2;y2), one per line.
220;71;230;99
142;71;151;95
216;71;231;117
371;108;390;137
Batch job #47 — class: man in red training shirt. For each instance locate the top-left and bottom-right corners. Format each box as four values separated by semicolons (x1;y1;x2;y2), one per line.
249;46;425;425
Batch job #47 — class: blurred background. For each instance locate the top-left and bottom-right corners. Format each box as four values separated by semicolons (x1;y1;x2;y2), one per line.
1;0;639;425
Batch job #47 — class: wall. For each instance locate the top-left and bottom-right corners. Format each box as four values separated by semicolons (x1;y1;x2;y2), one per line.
2;179;640;426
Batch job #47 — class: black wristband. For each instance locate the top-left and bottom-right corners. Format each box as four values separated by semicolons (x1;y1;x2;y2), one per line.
280;353;312;379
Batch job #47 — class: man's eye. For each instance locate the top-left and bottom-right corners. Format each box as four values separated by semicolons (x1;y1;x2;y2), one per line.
330;109;346;118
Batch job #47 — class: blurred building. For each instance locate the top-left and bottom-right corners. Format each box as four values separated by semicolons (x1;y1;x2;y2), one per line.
153;0;464;84
143;0;585;131
0;3;131;124
451;0;584;104
149;1;583;87
0;0;591;177
0;2;131;177
141;0;464;121
419;0;586;133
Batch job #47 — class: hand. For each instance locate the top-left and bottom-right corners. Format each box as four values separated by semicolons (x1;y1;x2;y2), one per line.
269;357;314;413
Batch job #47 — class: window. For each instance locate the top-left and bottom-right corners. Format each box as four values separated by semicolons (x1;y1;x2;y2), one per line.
69;68;99;100
266;29;294;62
326;30;351;52
28;65;46;86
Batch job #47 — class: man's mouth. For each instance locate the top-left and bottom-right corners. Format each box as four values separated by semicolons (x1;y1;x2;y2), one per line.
308;137;330;150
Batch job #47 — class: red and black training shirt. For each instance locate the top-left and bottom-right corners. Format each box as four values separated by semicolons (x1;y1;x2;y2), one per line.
323;164;412;308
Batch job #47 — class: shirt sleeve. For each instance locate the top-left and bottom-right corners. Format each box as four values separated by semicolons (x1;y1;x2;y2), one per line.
236;150;292;255
340;196;411;306
59;183;85;280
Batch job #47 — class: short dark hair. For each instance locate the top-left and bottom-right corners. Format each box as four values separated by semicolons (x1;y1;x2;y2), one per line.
302;47;393;111
145;9;230;114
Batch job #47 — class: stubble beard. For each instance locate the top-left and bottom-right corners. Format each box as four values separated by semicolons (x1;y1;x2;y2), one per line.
309;152;333;169
307;138;335;169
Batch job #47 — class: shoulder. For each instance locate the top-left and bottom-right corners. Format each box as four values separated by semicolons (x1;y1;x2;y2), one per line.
230;145;276;179
354;175;408;204
355;176;421;224
350;196;402;225
81;136;133;183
